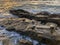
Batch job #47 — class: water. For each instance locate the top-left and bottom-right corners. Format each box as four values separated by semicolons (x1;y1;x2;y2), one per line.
0;26;47;45
0;4;60;18
12;4;60;14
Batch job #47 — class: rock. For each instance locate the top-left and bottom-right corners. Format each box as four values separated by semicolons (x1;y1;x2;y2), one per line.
36;11;50;15
6;26;15;31
19;39;33;45
9;9;34;20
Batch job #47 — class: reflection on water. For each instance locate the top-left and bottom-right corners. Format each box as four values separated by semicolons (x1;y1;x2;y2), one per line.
0;26;46;45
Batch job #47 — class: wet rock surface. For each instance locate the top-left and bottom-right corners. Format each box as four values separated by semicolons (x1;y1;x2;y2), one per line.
0;26;41;45
19;39;33;45
0;18;60;45
1;5;60;45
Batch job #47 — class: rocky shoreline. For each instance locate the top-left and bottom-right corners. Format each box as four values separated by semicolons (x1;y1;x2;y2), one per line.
0;8;60;45
0;18;60;45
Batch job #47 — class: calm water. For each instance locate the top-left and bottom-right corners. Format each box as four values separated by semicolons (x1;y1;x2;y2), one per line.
1;4;60;18
12;4;60;14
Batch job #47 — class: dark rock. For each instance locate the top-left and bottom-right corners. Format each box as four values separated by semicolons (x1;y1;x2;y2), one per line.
19;39;33;45
9;9;34;19
49;13;60;18
6;26;15;31
36;11;50;15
